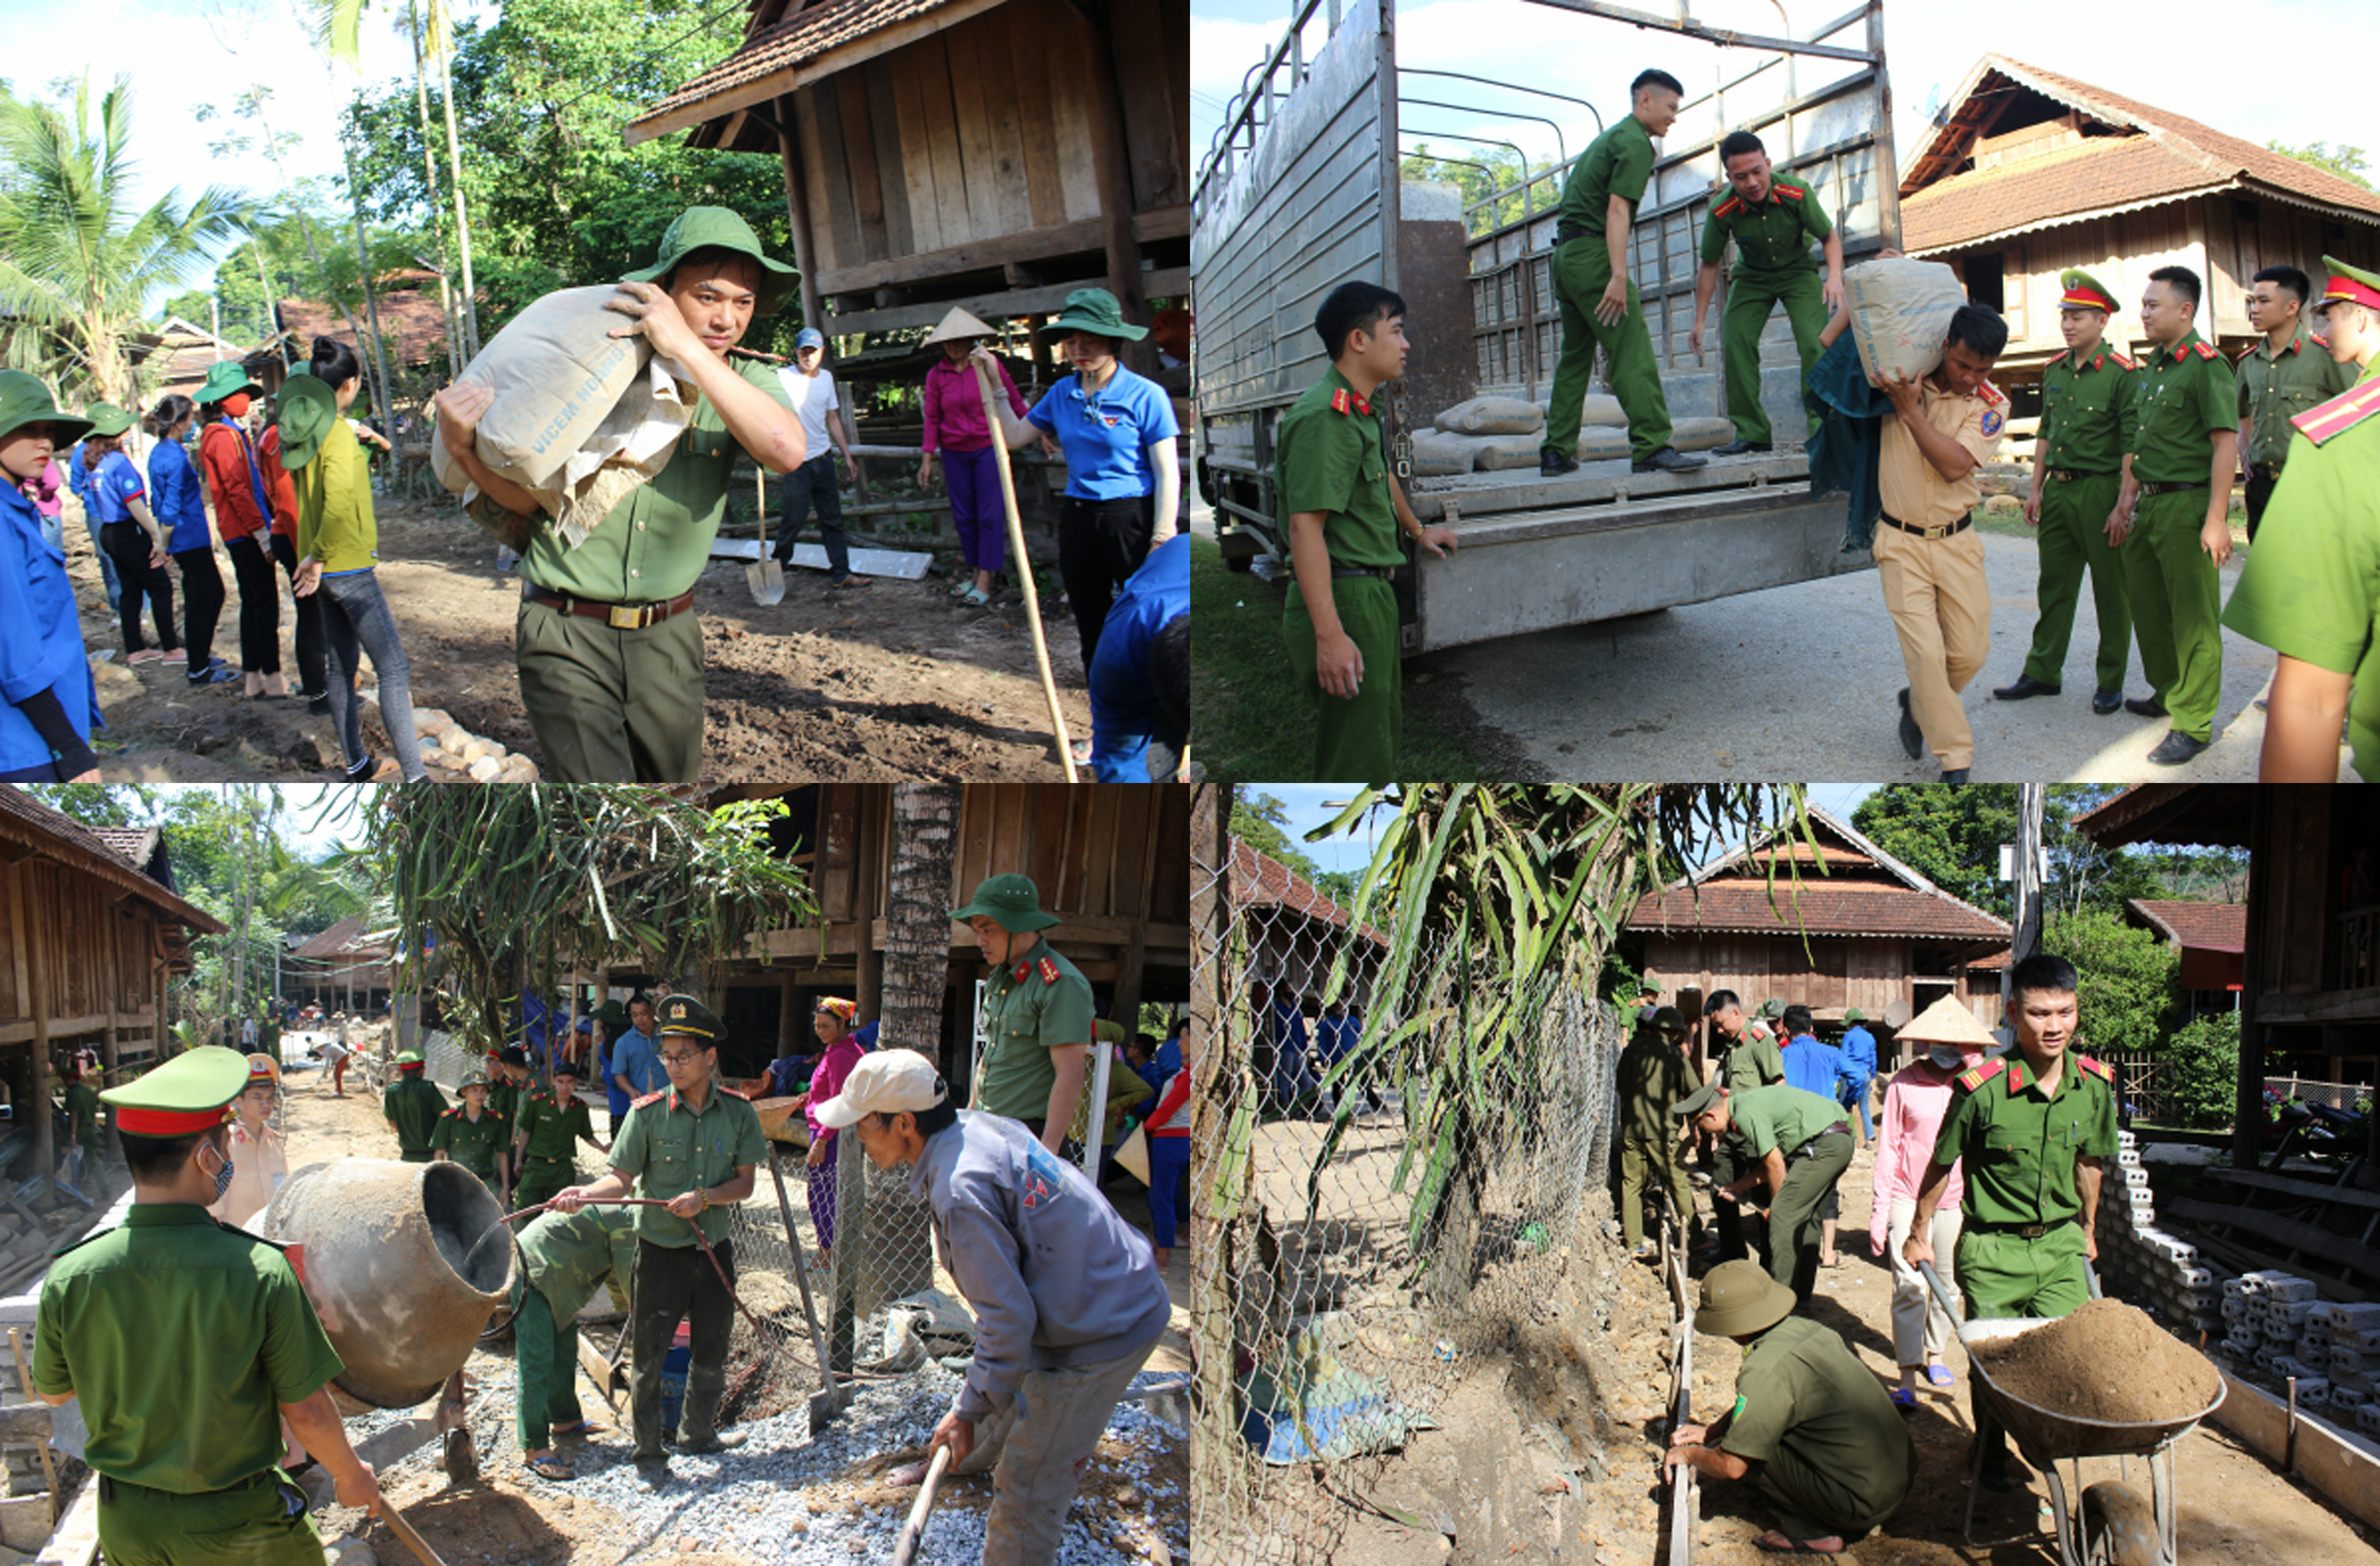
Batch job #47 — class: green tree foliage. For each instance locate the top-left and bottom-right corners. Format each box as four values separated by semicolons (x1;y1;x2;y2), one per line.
340;0;797;350
1400;143;1555;235
2041;906;2178;1053
2164;1009;2240;1130
2268;140;2372;190
1231;792;1320;878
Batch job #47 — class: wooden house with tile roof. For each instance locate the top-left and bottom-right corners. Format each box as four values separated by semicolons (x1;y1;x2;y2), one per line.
2124;896;2246;1023
1898;55;2380;386
286;917;400;1016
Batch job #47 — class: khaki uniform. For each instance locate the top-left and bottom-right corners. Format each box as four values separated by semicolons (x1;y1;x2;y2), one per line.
1617;1029;1697;1248
1713;1315;1917;1541
2237;319;2356;538
1698;171;1833;445
2124;330;2237;743
1545;116;1676;465
2022;345;2137;691
1876;377;2003;770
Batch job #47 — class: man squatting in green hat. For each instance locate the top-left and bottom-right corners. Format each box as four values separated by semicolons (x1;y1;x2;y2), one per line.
953;874;1100;1153
434;208;808;785
34;1046;384;1563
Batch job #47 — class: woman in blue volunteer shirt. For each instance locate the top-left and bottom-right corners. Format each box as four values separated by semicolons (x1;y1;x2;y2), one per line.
145;394;237;687
78;403;182;667
0;373;102;782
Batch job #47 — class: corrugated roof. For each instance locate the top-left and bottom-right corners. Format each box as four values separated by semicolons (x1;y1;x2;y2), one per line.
0;787;225;935
628;0;981;146
1228;839;1386;947
2127;898;2247;954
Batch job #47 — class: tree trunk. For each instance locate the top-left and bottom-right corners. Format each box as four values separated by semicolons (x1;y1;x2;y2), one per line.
882;785;961;1071
342;137;399;437
1187;783;1236;1523
434;37;483;359
408;1;463;372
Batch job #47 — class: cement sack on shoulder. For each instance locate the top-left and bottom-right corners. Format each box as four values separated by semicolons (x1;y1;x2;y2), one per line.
1410;429;1477;475
1845;258;1968;385
1436;395;1546;436
1473;433;1544;470
429;285;696;547
1534;391;1628;428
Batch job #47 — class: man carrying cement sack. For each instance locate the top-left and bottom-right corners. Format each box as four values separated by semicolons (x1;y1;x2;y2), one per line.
815;1050;1170;1566
1689;130;1844;454
434;208;807;784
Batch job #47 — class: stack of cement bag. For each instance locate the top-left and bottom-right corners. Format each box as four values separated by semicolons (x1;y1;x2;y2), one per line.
1410;393;1735;476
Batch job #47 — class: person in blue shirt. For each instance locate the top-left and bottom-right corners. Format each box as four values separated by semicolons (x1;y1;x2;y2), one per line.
63;438;123;612
1838;1008;1878;1145
1260;983;1319;1116
606;994;666;1108
0;375;103;783
1777;1005;1855;1267
591;1000;634;1128
1086;533;1188;781
143;395;237;687
76;404;182;667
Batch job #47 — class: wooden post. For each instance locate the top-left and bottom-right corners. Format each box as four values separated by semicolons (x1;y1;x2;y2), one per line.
777;970;801;1059
24;875;53;1206
100;909;121;1167
1112;824;1162;1030
1071;4;1156;377
774;94;826;339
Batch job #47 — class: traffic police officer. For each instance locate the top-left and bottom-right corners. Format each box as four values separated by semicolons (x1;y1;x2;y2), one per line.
430;1070;511;1202
1540;69;1707;477
955;873;1101;1152
1663;1260;1916;1554
2236;264;2355;540
2111;264;2238;766
1276;281;1458;782
1689;130;1844;454
33;1046;383;1561
514;1060;606;1214
382;1049;448;1163
1618;1005;1699;1258
1996;270;2137;713
2223;255;2380;782
1676;1080;1855;1306
1702;991;1782;1263
1905;952;2117;1490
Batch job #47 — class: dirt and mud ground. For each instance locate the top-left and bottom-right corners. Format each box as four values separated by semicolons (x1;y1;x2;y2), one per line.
62;490;1090;784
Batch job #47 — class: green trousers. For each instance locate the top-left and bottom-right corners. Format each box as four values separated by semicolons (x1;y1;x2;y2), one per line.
1620;1133;1696;1249
1767;1131;1854;1305
1723;270;1828;445
2022;471;2132;692
514;1284;587;1454
95;1470;321;1566
514;1157;576;1228
1545;237;1675;465
1751;1426;1916;1543
2121;488;2225;742
1282;573;1400;782
1959;1221;2090;1468
515;596;706;783
398;1150;433;1165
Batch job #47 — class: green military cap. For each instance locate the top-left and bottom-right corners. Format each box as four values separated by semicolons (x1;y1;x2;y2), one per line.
1756;998;1786;1019
2317;255;2380;315
550;1058;582;1079
99;1045;249;1136
458;1070;490;1090
0;371;93;447
2058;270;2120;315
1694;1259;1796;1337
593;1000;631;1029
83;402;134;439
275;372;338;471
654;993;725;1043
951;873;1060;932
1843;1006;1867;1023
195;361;262;406
395;1049;426;1070
621;206;797;314
1039;287;1151;343
1671;1081;1723;1118
1651;1005;1687;1036
1638;975;1664;996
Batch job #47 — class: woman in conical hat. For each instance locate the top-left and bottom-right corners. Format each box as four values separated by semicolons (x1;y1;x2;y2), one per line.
919;306;1035;608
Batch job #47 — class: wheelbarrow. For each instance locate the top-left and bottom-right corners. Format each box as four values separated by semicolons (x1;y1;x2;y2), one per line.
1920;1262;2223;1566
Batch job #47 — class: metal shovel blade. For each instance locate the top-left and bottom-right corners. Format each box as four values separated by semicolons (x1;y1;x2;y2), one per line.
747;556;786;605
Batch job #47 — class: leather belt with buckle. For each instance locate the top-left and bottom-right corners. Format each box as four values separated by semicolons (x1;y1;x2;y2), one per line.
2046;468;2112;483
523;583;696;630
2136;480;2209;498
1879;511;1971;542
1330;564;1395;580
1554;225;1598;246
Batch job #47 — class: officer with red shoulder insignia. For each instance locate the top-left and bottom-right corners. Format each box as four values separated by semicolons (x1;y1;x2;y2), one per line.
953;874;1103;1154
2235;265;2356;542
1902;954;2118;1494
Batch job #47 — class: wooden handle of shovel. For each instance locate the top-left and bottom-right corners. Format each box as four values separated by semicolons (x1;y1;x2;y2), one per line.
382;1502;451;1566
973;357;1078;781
892;1444;955;1566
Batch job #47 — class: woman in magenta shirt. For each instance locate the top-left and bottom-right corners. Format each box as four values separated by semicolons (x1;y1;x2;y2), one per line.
797;998;871;1267
919;309;1034;607
1869;1029;1984;1405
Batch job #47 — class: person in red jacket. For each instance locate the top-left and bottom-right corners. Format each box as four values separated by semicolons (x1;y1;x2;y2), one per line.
192;363;283;700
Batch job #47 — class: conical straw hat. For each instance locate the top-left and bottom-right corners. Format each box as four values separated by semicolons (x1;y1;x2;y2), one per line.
924;306;999;346
1894;993;1999;1049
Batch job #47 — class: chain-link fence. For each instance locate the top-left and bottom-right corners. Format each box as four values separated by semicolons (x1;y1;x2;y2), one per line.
1191;839;1625;1564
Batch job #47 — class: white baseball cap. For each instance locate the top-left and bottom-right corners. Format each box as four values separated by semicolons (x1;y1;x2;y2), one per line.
813;1050;948;1128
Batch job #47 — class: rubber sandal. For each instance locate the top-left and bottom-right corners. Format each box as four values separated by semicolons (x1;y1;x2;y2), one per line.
127;649;163;666
1890;1387;1917;1411
524;1456;574;1482
552;1420;607;1438
162;648;188;664
1926;1364;1955;1388
1752;1534;1842;1555
960;587;992;607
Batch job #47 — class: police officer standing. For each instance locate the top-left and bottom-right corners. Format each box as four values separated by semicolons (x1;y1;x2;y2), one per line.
33;1046;383;1561
430;1071;511;1204
515;1060;607;1215
552;995;767;1474
2223;255;2380;782
1995;270;2136;713
1618;1005;1699;1260
1689;130;1844;455
1700;991;1782;1264
382;1048;448;1164
2111;265;2238;766
2236;264;2355;541
1540;70;1707;478
955;874;1100;1151
1904;953;2117;1491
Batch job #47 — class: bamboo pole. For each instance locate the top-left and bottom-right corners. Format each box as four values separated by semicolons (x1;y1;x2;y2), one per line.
972;358;1078;781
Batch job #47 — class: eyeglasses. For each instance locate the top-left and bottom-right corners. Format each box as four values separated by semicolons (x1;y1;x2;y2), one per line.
660;1051;704;1066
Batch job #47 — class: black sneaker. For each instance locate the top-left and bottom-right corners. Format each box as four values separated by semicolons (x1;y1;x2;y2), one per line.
1632;446;1709;474
1540;446;1580;477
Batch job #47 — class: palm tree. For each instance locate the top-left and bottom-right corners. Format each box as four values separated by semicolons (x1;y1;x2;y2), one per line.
0;77;249;404
882;784;962;1066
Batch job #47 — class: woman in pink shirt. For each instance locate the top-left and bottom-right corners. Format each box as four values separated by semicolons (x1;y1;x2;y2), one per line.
796;997;870;1268
1869;1015;1988;1406
918;309;1034;607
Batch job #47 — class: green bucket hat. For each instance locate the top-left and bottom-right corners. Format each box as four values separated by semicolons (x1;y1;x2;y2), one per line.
83;402;134;440
275;373;337;471
1694;1259;1796;1338
593;1000;631;1029
0;371;93;447
622;206;797;315
951;873;1060;933
1040;287;1150;343
195;361;262;407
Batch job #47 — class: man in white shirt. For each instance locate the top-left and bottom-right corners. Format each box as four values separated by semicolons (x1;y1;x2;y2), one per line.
776;327;868;589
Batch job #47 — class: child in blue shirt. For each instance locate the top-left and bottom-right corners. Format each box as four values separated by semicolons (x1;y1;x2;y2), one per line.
0;373;102;781
77;404;180;666
145;394;236;686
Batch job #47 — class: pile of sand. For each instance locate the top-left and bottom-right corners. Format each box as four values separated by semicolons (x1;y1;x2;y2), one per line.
1969;1299;2223;1425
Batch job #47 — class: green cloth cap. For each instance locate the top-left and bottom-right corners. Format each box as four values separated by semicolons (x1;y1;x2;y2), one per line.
593;1000;631;1029
622;206;796;315
1843;1007;1867;1023
654;993;726;1044
950;873;1060;933
0;371;93;447
1756;998;1786;1019
83;402;134;439
98;1045;249;1133
459;1071;489;1091
1694;1259;1796;1337
1040;287;1150;343
276;373;337;471
1650;1005;1686;1036
195;361;262;406
1671;1081;1723;1118
395;1049;425;1069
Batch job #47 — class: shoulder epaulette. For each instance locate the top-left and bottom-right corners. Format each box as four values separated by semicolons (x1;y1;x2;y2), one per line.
2108;351;2136;371
1979;381;2008;409
1958;1057;2009;1093
1775;183;1806;201
632;1090;666;1109
441;1107;459;1118
1713;195;1745;220
2292;379;2380;447
1038;957;1061;985
2235;343;2259;364
2076;1053;2114;1083
50;1227;112;1260
2194;342;2217;361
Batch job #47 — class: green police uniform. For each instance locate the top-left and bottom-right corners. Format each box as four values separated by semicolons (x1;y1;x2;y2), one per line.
1714;1314;1918;1541
516;1086;600;1211
1726;1085;1855;1304
1618;1020;1698;1249
1708;1022;1783;1263
65;1080;102;1152
485;1067;522;1130
430;1103;512;1194
34;1047;346;1566
383;1066;449;1164
2236;315;2356;538
1276;366;1404;781
608;1083;767;1250
2222;334;2380;781
1699;170;1833;446
2021;284;2138;693
2124;328;2238;743
1546;114;1678;466
511;1205;637;1454
973;937;1096;1129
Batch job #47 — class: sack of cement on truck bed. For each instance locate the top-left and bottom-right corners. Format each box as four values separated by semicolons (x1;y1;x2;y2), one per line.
429;285;696;548
1472;433;1544;470
1435;396;1545;436
1532;392;1628;428
1670;416;1737;452
1410;429;1477;476
1845;258;1969;386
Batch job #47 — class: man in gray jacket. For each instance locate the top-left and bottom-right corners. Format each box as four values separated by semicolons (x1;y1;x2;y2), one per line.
815;1049;1170;1566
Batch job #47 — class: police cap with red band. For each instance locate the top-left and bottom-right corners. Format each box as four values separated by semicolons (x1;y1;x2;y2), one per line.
99;1045;249;1137
2318;254;2380;314
2058;268;2119;315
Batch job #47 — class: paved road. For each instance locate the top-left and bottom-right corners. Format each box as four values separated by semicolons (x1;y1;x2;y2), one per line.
1422;527;2344;782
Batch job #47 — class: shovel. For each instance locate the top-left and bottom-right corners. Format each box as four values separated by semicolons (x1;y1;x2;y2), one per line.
892;1444;955;1566
746;464;784;604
